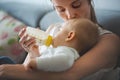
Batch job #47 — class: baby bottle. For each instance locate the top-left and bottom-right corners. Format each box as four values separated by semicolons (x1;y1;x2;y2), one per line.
26;27;52;46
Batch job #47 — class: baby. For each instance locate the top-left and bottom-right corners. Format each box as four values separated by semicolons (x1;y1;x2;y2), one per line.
24;19;99;72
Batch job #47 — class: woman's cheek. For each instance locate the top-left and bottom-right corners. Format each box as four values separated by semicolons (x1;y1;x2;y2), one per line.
57;13;67;21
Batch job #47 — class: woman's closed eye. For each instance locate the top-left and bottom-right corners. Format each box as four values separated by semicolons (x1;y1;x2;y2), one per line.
72;0;81;8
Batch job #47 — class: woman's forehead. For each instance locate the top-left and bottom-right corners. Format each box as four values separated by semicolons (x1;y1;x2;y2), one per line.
52;0;77;6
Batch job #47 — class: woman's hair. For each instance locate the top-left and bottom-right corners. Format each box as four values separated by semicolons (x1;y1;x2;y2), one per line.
89;0;97;23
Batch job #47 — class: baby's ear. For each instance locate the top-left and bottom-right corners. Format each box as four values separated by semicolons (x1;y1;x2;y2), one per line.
65;31;75;41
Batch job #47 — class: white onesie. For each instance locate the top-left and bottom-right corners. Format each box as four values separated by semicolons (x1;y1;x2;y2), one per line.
36;46;79;72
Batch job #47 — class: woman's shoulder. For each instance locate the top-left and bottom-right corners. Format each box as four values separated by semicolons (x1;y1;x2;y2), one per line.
96;24;113;36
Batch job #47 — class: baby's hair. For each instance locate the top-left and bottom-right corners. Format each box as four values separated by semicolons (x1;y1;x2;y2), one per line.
66;19;99;52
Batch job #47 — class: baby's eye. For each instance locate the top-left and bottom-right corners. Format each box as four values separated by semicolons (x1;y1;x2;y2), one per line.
72;0;81;8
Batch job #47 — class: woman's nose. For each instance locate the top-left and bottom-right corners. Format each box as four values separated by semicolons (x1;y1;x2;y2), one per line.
66;10;77;19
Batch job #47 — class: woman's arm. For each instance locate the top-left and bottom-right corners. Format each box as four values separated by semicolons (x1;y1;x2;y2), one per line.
69;33;120;79
26;33;119;80
0;34;119;80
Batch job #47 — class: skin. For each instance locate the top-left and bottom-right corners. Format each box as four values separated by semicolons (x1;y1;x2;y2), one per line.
0;0;120;80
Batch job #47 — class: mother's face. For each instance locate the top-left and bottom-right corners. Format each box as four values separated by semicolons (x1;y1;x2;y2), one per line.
52;0;91;21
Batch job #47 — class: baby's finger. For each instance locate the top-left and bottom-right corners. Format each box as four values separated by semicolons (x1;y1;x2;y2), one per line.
19;34;29;45
25;37;36;47
18;27;26;38
23;38;36;52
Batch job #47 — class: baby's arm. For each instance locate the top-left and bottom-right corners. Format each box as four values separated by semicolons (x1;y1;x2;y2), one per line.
26;25;54;58
26;58;37;70
24;45;41;70
23;45;40;67
36;47;79;72
29;45;40;58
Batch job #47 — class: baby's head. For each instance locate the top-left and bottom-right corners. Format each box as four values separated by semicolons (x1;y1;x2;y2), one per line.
53;18;99;53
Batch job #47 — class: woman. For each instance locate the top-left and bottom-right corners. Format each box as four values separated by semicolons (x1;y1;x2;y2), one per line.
0;0;120;80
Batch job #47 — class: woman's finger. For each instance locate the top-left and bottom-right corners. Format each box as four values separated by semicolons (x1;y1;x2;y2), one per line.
19;34;29;45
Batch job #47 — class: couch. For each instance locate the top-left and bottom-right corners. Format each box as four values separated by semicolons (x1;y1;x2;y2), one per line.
0;0;120;63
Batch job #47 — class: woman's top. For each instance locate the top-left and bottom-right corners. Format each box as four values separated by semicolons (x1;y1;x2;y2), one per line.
48;23;119;80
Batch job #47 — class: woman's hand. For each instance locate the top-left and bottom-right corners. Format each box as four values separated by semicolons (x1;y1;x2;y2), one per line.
0;64;47;80
0;64;29;80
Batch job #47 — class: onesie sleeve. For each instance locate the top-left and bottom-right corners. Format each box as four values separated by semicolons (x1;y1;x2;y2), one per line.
36;46;79;72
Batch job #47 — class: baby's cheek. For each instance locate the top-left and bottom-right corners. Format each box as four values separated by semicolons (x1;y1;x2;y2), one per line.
52;37;59;47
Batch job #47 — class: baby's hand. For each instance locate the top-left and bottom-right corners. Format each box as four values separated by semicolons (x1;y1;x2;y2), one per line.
29;45;40;57
18;27;37;52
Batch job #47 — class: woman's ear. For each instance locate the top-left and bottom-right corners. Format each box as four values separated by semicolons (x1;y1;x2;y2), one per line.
65;31;75;41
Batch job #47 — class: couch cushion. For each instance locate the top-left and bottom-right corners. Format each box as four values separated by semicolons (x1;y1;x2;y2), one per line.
39;10;63;31
0;10;26;63
0;0;53;27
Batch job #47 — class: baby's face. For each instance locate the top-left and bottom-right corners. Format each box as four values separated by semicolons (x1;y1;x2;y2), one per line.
52;24;70;47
